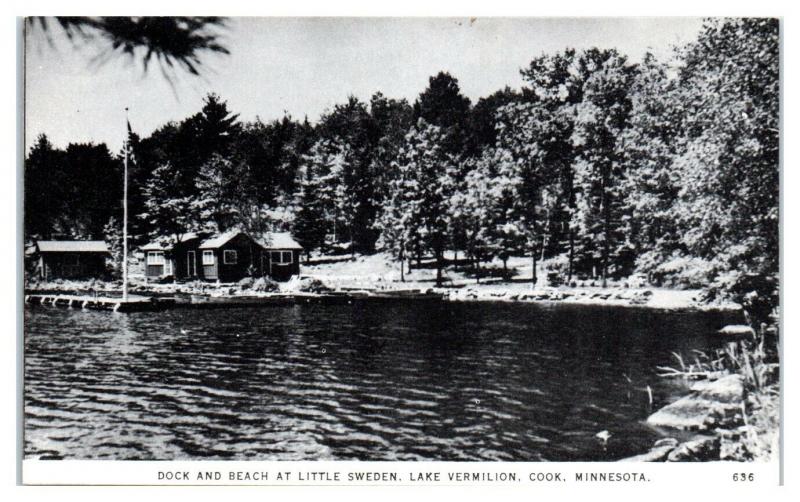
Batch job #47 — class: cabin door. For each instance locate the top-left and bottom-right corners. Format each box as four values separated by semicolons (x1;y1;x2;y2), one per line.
187;251;197;277
260;253;268;277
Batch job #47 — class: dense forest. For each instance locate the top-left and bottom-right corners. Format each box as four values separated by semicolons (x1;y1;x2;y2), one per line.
24;18;779;319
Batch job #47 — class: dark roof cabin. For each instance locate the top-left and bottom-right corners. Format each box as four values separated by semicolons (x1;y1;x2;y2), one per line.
141;233;204;281
140;230;304;283
199;230;264;283
35;240;110;280
257;232;303;281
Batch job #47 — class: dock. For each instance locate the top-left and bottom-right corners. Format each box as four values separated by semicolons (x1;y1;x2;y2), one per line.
25;294;173;312
25;289;444;313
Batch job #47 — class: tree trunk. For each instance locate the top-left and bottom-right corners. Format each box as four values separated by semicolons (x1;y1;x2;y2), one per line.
601;166;611;289
531;247;537;286
435;251;443;286
567;228;575;284
475;255;480;284
399;243;405;282
350;225;355;261
454;250;459;272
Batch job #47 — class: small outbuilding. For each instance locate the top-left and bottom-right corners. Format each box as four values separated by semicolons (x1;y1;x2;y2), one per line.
35;240;111;280
257;232;303;281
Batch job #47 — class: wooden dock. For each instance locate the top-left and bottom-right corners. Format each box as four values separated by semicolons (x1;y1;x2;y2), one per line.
25;294;172;312
25;289;443;312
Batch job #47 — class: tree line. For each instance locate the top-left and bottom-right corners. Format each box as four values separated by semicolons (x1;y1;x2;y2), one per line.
24;18;778;318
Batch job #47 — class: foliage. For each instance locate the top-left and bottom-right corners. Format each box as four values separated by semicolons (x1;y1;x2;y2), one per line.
25;18;779;323
29;17;229;82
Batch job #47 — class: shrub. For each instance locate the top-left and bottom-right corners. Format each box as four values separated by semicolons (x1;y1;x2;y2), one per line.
237;277;255;290
642;252;717;289
296;277;332;293
252;276;280;293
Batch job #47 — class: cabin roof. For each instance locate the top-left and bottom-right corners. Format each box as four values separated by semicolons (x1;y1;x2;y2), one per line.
140;230;303;251
140;233;200;251
258;232;303;250
36;240;110;253
199;230;246;250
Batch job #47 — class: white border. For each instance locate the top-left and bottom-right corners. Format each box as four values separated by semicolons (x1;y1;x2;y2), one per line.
4;1;798;500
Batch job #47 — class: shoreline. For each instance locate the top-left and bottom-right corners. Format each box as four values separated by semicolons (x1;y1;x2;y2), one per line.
23;277;742;312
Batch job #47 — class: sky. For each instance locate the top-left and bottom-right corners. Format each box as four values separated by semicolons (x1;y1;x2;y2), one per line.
24;17;706;153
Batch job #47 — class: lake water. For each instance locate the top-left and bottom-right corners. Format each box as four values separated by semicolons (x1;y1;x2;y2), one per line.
24;301;741;461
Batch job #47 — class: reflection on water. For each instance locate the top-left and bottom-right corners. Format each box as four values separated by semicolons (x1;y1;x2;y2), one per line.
24;302;740;460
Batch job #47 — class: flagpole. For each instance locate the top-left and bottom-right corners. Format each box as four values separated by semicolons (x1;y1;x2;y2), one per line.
123;108;129;302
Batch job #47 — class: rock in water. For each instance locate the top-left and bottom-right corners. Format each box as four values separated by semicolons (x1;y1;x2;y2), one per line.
653;437;679;448
666;435;721;461
618;444;676;462
647;375;744;430
718;325;755;337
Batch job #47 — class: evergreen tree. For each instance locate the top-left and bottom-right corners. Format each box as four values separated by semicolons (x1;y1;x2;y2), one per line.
413;72;472;156
139;163;200;246
292;162;328;261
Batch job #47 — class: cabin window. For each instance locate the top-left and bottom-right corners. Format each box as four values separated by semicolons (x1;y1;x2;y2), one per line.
271;250;293;264
164;259;173;276
147;251;165;265
223;250;238;265
202;250;215;265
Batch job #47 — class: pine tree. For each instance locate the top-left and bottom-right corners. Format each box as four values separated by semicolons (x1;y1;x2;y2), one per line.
139;163;200;246
292;160;329;261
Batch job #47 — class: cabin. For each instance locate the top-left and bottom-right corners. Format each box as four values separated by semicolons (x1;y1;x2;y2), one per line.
198;230;265;283
35;240;110;280
141;233;206;281
257;232;303;281
141;230;304;283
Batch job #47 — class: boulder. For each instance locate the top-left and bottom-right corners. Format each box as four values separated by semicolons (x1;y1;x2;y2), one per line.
237;277;255;290
297;277;332;293
252;276;280;293
618;444;676;462
718;325;756;338
647;375;744;430
653;437;679;448
666;435;720;461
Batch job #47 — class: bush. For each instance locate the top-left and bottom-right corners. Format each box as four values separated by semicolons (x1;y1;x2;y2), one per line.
642;253;717;289
543;254;571;286
708;271;778;329
237;277;255;290
252;276;280;293
296;277;332;293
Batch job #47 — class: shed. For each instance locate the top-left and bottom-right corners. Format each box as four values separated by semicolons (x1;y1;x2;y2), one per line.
35;240;110;280
257;232;303;281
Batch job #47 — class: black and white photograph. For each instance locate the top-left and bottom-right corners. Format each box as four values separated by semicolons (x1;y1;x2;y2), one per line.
20;14;780;480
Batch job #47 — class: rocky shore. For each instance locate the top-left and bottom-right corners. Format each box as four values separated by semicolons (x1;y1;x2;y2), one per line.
25;275;745;313
442;284;739;311
621;371;779;462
